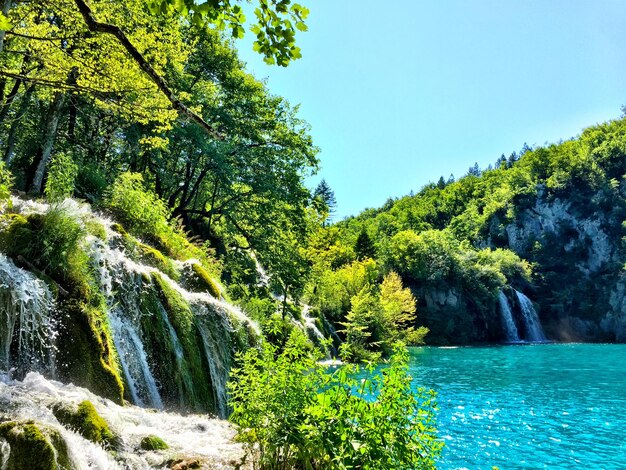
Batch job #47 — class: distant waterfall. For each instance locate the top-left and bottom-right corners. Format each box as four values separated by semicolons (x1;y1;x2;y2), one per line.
515;291;547;342
0;254;56;377
498;291;521;342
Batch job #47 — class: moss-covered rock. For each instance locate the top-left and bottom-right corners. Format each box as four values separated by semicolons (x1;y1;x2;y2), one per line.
136;241;179;280
153;273;214;412
0;213;31;257
188;263;221;298
0;421;74;470
52;400;116;448
55;299;125;404
110;222;127;236
139;434;169;451
114;229;180;280
84;219;107;240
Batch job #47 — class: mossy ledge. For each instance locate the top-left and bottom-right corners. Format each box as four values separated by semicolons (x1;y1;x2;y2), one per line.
111;224;180;280
55;300;125;404
52;400;116;448
189;263;221;298
0;420;74;470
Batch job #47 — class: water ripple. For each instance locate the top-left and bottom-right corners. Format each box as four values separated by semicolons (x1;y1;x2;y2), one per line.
408;344;626;469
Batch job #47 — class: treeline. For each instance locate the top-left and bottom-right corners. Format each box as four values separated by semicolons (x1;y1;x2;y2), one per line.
304;116;626;345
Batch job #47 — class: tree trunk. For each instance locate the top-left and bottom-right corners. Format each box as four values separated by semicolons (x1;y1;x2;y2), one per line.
30;92;66;193
0;0;12;54
4;83;34;165
0;76;21;125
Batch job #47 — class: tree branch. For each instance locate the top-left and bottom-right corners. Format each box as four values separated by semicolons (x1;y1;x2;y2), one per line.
73;0;223;140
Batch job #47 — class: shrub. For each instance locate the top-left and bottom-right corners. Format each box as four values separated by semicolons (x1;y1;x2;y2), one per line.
103;172;171;243
228;333;442;469
104;172;219;275
45;152;78;202
0;161;13;207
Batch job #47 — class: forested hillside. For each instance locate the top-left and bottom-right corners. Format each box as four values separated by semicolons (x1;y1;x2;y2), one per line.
306;117;626;345
0;0;624;358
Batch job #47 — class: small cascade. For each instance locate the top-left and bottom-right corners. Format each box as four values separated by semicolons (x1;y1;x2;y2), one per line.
0;254;56;377
0;372;244;469
91;237;164;409
183;288;260;417
321;316;341;357
515;290;547;342
498;291;521;342
300;305;330;358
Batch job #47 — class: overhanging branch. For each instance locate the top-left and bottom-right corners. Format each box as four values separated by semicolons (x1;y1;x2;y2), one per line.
73;0;223;140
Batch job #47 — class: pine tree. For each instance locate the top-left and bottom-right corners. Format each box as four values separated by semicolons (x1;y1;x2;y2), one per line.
354;229;376;260
313;179;337;225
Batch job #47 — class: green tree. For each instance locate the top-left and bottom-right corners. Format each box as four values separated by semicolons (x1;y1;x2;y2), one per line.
313;179;337;226
380;271;428;347
354;228;376;260
147;0;309;66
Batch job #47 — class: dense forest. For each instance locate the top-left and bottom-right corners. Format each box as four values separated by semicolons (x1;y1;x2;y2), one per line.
311;118;626;347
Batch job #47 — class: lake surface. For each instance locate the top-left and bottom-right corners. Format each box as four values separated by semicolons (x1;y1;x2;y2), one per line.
407;344;626;469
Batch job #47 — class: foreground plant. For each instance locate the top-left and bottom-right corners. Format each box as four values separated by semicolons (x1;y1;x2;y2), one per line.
228;333;442;469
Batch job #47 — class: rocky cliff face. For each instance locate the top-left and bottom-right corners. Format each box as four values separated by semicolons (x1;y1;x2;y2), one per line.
490;185;626;342
414;285;502;345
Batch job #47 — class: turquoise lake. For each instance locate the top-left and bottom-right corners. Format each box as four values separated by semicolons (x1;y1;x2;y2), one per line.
407;344;626;469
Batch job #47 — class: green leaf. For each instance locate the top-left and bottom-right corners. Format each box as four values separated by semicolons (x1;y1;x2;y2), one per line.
0;13;10;31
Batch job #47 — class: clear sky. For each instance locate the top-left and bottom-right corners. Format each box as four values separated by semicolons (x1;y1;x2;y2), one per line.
236;0;626;219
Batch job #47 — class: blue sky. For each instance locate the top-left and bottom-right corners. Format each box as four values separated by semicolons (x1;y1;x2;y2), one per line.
236;0;626;219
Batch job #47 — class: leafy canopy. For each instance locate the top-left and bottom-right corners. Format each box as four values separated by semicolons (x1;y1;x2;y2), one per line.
147;0;310;66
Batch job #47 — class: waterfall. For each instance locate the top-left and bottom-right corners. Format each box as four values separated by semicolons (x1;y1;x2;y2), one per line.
0;196;261;417
0;254;56;377
91;237;164;409
299;305;331;358
515;290;547;342
498;291;521;342
89;232;259;416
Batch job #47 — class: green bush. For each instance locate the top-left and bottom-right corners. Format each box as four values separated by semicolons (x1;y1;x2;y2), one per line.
104;172;219;275
228;333;442;469
44;152;78;202
0;161;13;207
104;172;171;241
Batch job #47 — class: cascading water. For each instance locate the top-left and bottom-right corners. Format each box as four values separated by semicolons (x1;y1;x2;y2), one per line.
0;253;56;377
89;229;259;416
1;196;261;417
91;237;164;409
0;372;244;469
498;291;521;342
515;290;547;342
299;305;331;359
